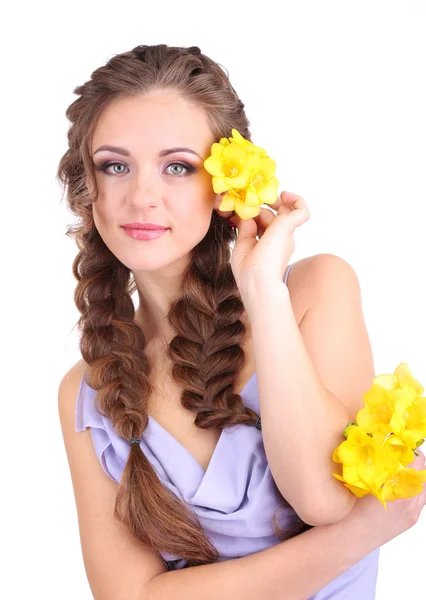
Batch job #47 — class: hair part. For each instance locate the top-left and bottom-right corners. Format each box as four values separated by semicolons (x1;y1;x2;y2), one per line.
57;43;312;569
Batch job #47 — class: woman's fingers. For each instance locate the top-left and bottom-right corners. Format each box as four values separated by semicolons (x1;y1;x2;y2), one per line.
253;207;276;237
254;192;303;236
216;191;307;237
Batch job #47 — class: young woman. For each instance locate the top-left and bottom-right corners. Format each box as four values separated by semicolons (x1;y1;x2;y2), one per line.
57;43;426;599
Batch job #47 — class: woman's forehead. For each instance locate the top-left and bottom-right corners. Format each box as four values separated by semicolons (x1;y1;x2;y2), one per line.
91;93;213;156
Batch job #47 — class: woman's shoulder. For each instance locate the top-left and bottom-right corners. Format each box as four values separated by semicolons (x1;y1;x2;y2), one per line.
287;253;355;319
58;358;94;435
60;357;89;386
58;359;88;414
58;357;124;483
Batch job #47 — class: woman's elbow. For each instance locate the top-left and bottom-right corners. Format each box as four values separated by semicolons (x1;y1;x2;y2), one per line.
299;490;357;527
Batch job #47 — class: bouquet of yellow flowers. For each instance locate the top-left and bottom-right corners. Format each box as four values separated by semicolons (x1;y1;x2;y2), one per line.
203;128;279;220
332;363;426;508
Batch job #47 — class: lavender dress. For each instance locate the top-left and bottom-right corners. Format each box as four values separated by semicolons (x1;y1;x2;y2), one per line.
75;264;380;598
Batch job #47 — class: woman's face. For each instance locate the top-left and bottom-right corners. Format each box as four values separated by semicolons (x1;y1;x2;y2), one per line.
90;89;223;274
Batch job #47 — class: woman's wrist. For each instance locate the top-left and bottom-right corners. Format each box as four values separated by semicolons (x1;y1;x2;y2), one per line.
240;276;290;317
323;505;379;562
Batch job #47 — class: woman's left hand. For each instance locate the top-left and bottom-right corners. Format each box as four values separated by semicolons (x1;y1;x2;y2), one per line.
219;191;310;293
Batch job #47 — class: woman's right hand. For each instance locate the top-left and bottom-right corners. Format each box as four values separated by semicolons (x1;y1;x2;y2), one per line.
343;449;426;549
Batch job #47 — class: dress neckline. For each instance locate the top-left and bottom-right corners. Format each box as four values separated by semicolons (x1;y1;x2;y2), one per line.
146;370;258;475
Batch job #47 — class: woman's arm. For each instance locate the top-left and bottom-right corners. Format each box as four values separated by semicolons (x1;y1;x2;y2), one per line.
241;254;374;524
144;513;377;600
145;454;426;600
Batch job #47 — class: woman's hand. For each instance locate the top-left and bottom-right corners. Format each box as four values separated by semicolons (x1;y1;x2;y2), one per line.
217;191;310;292
343;450;426;551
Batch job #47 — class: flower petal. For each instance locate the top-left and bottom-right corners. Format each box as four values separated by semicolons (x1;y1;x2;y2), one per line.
219;193;236;211
338;441;363;464
211;143;226;158
212;177;230;194
245;188;260;206
258;177;279;204
234;196;261;220
382;467;426;501
374;374;397;390
231;128;246;145
343;483;372;498
259;157;277;179
356;407;381;432
224;168;251;189
222;143;247;162
332;446;343;463
394;362;413;381
204;156;225;177
246;153;262;170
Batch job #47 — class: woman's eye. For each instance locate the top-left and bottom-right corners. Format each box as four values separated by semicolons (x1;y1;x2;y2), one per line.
165;162;195;176
97;162;129;176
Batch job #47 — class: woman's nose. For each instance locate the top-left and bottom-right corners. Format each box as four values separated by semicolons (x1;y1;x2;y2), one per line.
127;166;161;208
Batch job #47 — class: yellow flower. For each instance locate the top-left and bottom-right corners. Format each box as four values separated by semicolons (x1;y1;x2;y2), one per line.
246;159;279;205
333;460;393;501
204;141;254;193
356;384;395;435
381;433;416;467
333;362;426;507
389;392;426;449
204;128;279;220
332;425;399;489
380;467;426;503
373;362;424;396
219;188;263;220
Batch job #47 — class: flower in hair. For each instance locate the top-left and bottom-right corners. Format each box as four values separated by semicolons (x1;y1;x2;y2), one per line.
332;362;426;508
204;128;279;220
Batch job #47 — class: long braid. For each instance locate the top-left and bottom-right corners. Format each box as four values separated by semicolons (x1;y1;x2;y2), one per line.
166;213;260;430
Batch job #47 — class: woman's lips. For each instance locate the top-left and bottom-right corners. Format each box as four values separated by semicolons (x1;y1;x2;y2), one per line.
122;227;170;241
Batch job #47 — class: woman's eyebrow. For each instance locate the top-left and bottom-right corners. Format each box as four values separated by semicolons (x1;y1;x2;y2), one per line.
93;145;130;156
92;145;202;159
159;147;202;159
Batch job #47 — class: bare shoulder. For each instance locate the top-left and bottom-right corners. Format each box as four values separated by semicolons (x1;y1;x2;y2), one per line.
57;359;166;597
287;253;359;319
59;357;88;385
57;358;88;432
59;357;88;392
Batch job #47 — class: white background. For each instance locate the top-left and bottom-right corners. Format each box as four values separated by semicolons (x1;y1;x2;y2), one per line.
2;0;425;598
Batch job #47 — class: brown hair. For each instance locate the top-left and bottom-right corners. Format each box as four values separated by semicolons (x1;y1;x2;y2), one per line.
57;43;313;569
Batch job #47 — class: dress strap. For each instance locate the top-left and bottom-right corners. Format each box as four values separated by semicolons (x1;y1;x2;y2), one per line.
284;263;293;286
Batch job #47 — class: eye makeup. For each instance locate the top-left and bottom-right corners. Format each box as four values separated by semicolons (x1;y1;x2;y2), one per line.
95;161;197;177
